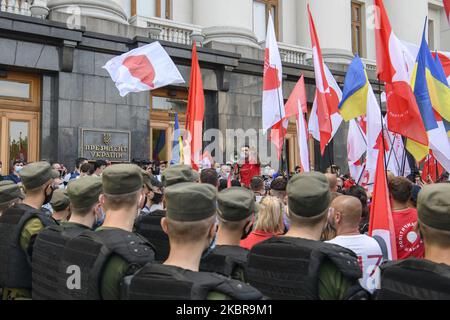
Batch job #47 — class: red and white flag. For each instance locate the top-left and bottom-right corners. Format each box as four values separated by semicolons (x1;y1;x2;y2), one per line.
369;140;397;261
444;0;450;26
307;5;343;155
347;118;367;180
103;42;184;97
263;13;285;135
286;75;310;172
374;0;428;147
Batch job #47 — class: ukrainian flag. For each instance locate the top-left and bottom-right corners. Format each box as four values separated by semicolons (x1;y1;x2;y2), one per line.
433;54;450;138
338;55;369;121
407;20;450;161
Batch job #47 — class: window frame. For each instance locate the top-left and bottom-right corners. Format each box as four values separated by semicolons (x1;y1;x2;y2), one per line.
254;0;280;40
131;0;171;19
351;1;363;57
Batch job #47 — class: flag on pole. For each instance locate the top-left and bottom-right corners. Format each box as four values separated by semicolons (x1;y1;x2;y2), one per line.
384;125;411;177
307;5;343;155
407;21;450;171
421;152;445;183
339;56;370;121
288;75;310;172
444;0;450;26
103;42;185;97
263;13;285;133
347;118;367;180
433;54;450;139
369;140;398;261
374;0;428;147
263;13;286;158
170;112;182;165
185;43;205;171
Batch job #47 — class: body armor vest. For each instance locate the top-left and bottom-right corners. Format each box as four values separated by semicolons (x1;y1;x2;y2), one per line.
200;245;249;281
122;263;263;300
246;237;363;300
59;228;155;300
0;204;56;289
32;224;89;300
134;211;169;262
376;258;450;300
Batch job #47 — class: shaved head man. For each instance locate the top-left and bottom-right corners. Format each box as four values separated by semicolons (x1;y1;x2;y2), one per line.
327;196;384;294
325;173;338;192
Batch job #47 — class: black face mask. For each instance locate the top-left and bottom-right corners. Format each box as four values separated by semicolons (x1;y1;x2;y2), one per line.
241;220;254;240
43;185;55;206
152;192;163;204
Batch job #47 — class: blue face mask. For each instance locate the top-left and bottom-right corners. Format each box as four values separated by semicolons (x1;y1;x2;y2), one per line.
15;166;23;173
93;207;106;230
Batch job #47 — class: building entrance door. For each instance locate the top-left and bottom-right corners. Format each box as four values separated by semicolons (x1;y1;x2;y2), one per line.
0;71;41;175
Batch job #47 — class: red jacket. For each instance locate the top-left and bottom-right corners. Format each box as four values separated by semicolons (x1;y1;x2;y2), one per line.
240;230;276;250
239;163;260;187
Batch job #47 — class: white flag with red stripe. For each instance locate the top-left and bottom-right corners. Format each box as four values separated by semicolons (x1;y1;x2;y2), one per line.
103;42;185;97
307;5;343;155
262;13;285;134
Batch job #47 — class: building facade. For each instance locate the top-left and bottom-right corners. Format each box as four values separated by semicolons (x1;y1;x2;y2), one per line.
0;0;448;174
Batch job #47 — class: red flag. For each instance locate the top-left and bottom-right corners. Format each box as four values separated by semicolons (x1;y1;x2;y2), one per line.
374;0;428;146
185;43;205;171
369;140;398;261
421;152;445;183
307;5;342;155
444;0;450;26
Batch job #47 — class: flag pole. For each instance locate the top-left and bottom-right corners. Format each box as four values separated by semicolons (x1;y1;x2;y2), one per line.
275;71;287;177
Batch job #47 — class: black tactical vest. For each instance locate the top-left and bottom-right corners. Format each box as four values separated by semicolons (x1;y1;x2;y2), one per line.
122;263;264;300
200;245;249;281
32;224;89;300
134;210;170;262
246;237;363;300
0;204;56;289
59;228;155;300
376;258;450;300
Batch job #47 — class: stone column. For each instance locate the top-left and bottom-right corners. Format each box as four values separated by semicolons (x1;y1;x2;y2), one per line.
297;0;353;64
384;0;428;44
192;0;259;48
47;0;128;25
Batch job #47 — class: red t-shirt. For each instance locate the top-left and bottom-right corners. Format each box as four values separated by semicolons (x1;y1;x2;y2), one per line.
240;230;275;250
392;208;425;260
239;163;261;187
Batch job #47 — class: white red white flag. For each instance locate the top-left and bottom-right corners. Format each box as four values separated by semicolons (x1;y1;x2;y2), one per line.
103;42;185;97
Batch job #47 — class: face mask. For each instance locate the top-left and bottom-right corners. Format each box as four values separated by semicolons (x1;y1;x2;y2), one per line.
93;207;106;230
201;230;217;260
15;166;23;173
43;186;55;206
255;195;263;204
240;152;246;160
216;168;221;175
141;195;148;210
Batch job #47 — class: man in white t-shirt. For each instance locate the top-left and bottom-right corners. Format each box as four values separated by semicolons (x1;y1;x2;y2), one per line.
327;196;385;294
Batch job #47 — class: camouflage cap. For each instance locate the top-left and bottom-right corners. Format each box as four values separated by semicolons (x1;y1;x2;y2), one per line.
67;176;103;209
217;187;258;221
162;164;197;187
165;182;217;222
0;183;23;205
102;164;143;195
50;189;70;212
19;161;54;190
418;183;450;231
287;172;331;218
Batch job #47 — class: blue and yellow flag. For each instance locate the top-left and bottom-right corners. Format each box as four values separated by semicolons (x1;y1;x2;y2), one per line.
407;20;448;161
338;55;369;121
433;54;450;138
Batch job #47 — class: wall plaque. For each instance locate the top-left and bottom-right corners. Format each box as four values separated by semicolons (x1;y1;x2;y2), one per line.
80;128;131;162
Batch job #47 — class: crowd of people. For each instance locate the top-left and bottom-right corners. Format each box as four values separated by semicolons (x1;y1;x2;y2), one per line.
0;149;449;300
